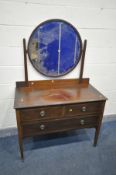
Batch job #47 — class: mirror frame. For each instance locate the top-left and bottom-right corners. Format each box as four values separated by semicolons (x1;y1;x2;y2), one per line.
27;19;82;77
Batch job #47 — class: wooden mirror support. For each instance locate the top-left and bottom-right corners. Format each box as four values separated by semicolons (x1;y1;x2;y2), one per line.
14;20;107;160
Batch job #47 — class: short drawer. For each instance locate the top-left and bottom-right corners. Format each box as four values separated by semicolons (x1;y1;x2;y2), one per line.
20;106;64;122
64;102;103;117
22;116;98;137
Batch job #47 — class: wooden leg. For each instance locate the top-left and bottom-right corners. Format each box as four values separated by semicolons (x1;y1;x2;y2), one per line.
16;110;24;160
18;136;24;160
93;102;106;146
93;127;100;146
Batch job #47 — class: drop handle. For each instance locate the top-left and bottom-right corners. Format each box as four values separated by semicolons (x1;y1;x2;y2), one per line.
81;106;86;112
40;124;45;130
40;110;45;117
80;119;85;125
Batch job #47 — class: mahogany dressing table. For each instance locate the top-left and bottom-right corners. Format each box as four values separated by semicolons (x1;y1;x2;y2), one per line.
14;19;107;159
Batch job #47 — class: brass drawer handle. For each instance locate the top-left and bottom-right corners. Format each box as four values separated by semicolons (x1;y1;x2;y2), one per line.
80;119;85;125
69;108;73;112
40;124;45;130
40;110;45;117
81;106;86;112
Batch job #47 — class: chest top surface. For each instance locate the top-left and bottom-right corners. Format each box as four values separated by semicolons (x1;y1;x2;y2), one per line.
14;79;106;109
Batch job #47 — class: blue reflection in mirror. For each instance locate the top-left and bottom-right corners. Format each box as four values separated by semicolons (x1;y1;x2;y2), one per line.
28;20;82;77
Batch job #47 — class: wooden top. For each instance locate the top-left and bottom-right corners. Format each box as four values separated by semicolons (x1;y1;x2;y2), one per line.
14;78;107;109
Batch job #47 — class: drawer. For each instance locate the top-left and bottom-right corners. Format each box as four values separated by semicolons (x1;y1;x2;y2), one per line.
22;116;98;137
20;106;64;122
64;102;103;117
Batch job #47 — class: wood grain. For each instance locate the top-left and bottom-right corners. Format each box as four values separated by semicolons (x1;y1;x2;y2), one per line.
14;79;106;109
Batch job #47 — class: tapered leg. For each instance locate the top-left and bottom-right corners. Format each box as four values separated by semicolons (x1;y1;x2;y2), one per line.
93;127;100;146
16;110;24;160
93;102;106;146
18;136;24;160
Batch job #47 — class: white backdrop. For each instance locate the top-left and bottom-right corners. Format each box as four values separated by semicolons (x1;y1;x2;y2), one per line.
0;0;116;129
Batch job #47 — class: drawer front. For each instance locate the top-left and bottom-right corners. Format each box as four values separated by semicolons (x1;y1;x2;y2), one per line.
64;102;103;117
20;106;64;122
22;116;98;137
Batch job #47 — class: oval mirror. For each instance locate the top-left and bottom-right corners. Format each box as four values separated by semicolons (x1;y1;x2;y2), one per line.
28;19;82;77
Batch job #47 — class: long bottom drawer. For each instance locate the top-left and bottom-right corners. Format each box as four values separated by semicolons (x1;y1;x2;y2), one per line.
22;116;98;137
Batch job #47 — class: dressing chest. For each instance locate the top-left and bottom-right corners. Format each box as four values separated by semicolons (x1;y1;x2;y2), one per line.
14;19;107;159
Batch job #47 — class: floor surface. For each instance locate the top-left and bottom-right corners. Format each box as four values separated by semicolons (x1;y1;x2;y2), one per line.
0;117;116;175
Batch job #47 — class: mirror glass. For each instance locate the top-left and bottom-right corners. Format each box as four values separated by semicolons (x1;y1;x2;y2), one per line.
28;19;82;77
